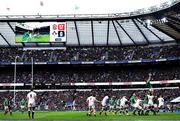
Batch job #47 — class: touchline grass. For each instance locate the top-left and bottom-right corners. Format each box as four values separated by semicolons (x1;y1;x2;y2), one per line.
0;112;180;120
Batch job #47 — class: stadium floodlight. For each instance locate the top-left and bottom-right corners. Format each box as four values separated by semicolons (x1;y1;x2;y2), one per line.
161;17;167;23
146;19;152;27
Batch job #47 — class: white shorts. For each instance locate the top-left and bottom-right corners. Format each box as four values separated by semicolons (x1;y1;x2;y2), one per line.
116;105;120;109
21;106;25;109
109;106;114;109
135;105;142;110
154;104;158;108
120;105;127;109
102;103;108;107
88;104;95;110
143;104;149;108
158;104;164;108
148;103;154;106
4;106;8;110
28;102;36;108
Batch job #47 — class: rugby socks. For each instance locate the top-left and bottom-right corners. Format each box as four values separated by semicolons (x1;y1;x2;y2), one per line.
28;111;31;119
4;111;8;115
32;112;34;119
10;111;12;116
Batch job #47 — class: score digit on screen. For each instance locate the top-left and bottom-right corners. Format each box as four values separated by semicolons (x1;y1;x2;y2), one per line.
58;24;65;31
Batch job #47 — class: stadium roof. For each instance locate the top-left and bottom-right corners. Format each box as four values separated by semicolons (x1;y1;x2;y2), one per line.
0;18;177;47
0;0;174;15
0;0;179;47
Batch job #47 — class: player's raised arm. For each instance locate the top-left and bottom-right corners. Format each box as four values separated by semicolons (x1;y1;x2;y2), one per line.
146;73;153;89
146;73;152;83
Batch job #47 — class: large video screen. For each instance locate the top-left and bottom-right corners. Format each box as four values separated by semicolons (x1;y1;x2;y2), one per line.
15;22;66;43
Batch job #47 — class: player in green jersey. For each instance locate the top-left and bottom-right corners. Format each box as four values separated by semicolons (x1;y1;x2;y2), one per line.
146;73;153;92
20;98;26;114
115;96;121;115
109;96;115;114
130;93;136;115
143;94;149;115
4;97;13;116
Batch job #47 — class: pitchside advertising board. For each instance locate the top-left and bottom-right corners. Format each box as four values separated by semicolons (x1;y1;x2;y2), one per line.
15;22;66;43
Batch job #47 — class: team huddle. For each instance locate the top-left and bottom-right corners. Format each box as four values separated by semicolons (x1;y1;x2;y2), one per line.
86;90;164;116
4;88;37;119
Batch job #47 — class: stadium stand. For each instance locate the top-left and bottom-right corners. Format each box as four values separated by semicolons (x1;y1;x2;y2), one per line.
0;64;180;83
0;45;180;62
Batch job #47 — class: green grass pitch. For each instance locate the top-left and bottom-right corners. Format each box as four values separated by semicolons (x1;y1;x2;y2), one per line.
0;111;180;120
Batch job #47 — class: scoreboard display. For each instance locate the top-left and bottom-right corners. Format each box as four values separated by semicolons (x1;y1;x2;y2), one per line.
50;23;66;42
15;22;66;43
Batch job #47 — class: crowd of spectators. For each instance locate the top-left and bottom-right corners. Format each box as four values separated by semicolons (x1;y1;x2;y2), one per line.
0;65;179;83
0;45;180;62
0;89;179;111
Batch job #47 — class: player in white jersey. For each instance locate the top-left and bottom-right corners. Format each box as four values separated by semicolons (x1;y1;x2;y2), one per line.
157;95;164;113
100;95;109;116
134;96;143;115
120;96;129;115
86;95;99;116
147;94;154;106
146;92;156;115
27;88;37;119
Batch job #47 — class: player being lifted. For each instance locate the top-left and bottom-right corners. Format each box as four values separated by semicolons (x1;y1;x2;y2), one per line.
109;96;115;115
86;93;100;116
20;98;26;114
146;73;153;92
4;97;13;116
27;88;37;119
100;95;109;116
